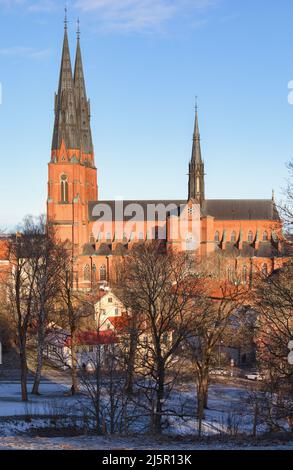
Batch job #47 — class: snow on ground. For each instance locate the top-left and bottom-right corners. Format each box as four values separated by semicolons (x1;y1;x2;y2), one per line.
0;380;292;450
0;435;293;450
0;382;77;417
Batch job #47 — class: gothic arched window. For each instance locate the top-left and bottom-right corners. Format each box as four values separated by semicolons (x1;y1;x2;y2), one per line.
100;264;107;282
263;231;269;241
227;267;233;283
196;176;200;193
84;264;91;282
92;264;97;282
242;265;248;284
214;231;220;243
61;175;68;203
248;231;254;243
262;263;268;276
231;231;237;243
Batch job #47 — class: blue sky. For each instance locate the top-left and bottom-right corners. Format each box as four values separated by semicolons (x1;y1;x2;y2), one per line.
0;0;293;228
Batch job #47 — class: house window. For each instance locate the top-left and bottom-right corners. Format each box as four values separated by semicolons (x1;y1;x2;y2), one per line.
231;231;237;243
214;231;220;242
248;231;254;243
115;308;119;316
263;231;269;241
84;264;91;282
60;175;68;203
100;264;107;282
108;297;113;303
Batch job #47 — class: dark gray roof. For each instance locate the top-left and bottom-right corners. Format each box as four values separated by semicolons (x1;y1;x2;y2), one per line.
256;242;279;258
113;243;127;256
88;199;279;222
94;243;111;256
82;243;95;255
203;199;280;221
88;200;185;221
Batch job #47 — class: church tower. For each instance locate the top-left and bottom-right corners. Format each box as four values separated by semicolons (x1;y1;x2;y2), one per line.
188;107;205;207
47;17;98;257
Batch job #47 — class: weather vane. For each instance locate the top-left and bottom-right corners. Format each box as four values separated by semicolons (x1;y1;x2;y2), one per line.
77;18;80;40
64;5;68;31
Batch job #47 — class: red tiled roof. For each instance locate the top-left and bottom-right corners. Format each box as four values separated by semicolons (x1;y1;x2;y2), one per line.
65;330;117;347
108;315;130;332
0;239;8;261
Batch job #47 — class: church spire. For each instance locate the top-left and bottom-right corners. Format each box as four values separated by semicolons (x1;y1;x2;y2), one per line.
188;103;205;206
52;16;79;151
74;20;93;155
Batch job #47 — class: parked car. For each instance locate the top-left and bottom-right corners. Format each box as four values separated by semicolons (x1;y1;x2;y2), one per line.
210;367;229;376
245;372;263;381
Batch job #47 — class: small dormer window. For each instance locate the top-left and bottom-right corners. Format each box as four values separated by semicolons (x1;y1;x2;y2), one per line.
263;231;269;241
231;231;237;243
248;231;254;243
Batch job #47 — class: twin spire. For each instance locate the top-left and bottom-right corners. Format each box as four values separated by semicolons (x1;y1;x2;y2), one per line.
52;18;93;155
188;104;205;206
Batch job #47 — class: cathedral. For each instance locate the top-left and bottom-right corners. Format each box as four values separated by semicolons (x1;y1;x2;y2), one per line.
47;23;290;289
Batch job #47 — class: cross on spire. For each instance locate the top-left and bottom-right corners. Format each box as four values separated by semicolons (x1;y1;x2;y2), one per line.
64;5;68;31
77;18;80;40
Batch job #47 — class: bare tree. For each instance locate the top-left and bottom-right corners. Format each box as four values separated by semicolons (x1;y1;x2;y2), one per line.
57;259;94;395
187;276;248;435
279;159;293;231
31;218;68;395
5;217;45;401
114;241;196;434
252;264;293;432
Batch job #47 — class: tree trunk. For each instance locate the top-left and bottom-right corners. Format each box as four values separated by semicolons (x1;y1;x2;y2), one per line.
154;360;165;435
32;314;45;395
197;367;209;436
19;343;28;402
95;345;102;434
71;341;79;395
125;326;138;395
252;402;258;438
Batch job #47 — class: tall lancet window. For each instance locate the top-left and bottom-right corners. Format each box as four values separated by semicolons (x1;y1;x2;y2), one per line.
196;176;200;193
61;174;68;203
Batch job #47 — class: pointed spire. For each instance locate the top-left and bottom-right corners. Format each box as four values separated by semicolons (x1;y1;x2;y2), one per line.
52;18;80;151
191;103;202;165
188;101;205;206
74;22;93;155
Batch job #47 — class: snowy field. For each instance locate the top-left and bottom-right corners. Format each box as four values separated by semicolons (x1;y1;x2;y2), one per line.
0;435;293;450
0;380;293;450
